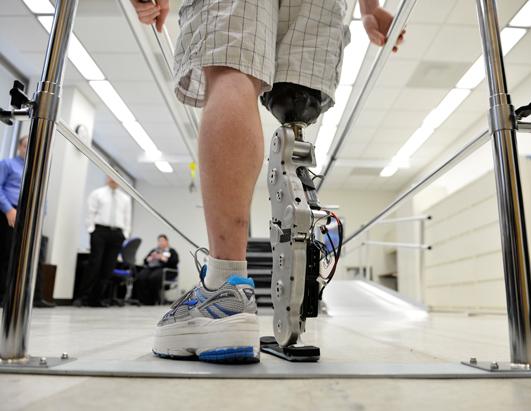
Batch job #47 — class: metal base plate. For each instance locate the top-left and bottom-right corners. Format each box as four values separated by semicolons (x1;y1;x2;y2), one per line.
0;355;73;369
2;356;531;379
462;360;531;373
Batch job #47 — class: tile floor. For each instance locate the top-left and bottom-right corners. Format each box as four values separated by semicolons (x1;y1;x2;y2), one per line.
1;280;530;411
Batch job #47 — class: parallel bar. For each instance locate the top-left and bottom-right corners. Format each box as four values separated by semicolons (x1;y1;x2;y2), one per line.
517;121;531;132
0;0;78;361
116;0;198;162
476;0;531;365
56;121;200;250
146;23;199;138
362;241;431;250
343;129;490;245
377;215;431;224
317;0;417;190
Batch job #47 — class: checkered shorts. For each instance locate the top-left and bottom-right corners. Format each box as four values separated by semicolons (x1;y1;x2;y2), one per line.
174;0;349;111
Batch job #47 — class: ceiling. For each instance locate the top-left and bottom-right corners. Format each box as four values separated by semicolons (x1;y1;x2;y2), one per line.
326;0;531;191
1;0;530;194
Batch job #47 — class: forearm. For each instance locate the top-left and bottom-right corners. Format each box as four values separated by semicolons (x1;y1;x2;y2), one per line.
359;0;380;15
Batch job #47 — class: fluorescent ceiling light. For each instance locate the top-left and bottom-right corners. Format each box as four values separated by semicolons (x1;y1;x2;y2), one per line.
500;26;527;53
456;57;484;89
313;124;338;173
37;7;167;176
353;0;387;19
89;81;135;123
23;0;54;14
67;35;105;80
393;125;434;165
380;164;398;177
456;27;526;89
322;85;352;126
122;121;159;154
423;88;471;130
38;17;104;81
510;1;531;27
339;21;370;85
155;161;173;173
37;15;52;31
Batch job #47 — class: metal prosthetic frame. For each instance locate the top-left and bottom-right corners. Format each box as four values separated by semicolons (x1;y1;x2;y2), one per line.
260;83;337;361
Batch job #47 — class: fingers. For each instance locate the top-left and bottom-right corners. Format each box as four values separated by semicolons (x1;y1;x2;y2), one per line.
155;6;169;32
131;1;160;25
131;0;156;12
367;29;386;47
392;29;406;53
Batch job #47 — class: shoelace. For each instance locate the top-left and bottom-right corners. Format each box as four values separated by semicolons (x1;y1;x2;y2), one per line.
169;247;210;309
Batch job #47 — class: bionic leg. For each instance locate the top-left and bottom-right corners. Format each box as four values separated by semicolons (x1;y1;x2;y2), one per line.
261;84;343;360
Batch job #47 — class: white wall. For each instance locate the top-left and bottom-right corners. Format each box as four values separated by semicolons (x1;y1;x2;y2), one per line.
421;171;506;313
397;144;531;313
131;185;398;292
132;183;207;292
42;87;95;299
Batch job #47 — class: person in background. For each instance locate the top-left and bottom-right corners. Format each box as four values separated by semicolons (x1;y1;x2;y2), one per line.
135;234;179;305
76;177;132;307
0;136;53;308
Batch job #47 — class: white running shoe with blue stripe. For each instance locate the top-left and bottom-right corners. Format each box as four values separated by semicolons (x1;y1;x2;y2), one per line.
153;267;260;363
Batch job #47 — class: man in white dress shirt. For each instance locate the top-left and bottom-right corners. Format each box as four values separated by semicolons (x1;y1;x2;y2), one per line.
79;177;132;307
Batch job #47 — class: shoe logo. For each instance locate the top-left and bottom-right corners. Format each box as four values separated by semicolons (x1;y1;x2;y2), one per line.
183;298;198;307
242;288;255;300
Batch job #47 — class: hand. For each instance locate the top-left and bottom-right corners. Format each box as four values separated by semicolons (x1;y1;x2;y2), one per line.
130;0;170;33
362;7;405;53
5;209;16;228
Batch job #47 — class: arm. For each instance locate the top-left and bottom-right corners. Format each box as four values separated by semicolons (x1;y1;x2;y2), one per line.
359;0;405;52
0;161;17;227
130;0;170;33
144;248;156;266
0;161;13;214
165;249;179;269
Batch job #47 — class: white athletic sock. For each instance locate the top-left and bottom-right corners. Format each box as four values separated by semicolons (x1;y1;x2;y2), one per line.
205;256;247;289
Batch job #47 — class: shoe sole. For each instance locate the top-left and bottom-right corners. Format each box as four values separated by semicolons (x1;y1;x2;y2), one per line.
152;313;260;364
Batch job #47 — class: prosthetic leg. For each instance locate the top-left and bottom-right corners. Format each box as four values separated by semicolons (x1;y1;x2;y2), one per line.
260;84;343;362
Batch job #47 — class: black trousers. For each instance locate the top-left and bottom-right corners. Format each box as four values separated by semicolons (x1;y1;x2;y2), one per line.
135;267;175;305
0;212;13;303
82;225;124;304
0;212;44;303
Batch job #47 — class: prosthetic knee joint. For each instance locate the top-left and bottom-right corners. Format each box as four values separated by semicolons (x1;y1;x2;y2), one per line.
261;83;343;361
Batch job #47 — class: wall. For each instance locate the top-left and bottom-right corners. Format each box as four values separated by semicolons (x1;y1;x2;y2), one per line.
132;183;207;292
42;87;95;299
421;171;506;313
131;185;398;292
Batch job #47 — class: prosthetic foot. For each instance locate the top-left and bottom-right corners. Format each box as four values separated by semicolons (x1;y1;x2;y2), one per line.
260;83;343;362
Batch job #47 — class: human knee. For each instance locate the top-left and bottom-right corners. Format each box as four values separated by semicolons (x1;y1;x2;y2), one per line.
204;66;262;102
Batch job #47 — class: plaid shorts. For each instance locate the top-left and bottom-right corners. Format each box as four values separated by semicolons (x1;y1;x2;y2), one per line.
174;0;349;111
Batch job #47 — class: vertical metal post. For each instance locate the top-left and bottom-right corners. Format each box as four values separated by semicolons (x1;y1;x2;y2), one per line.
418;219;426;302
477;0;531;364
0;0;78;360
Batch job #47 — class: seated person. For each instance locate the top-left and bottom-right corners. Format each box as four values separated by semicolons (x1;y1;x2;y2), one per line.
135;234;178;305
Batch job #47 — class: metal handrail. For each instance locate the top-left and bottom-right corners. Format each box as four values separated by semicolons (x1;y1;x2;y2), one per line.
317;0;418;190
55;121;200;250
362;240;431;250
145;20;200;138
343;129;491;245
116;0;199;162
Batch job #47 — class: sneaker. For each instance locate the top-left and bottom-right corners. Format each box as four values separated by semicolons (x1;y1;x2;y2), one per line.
153;267;260;364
